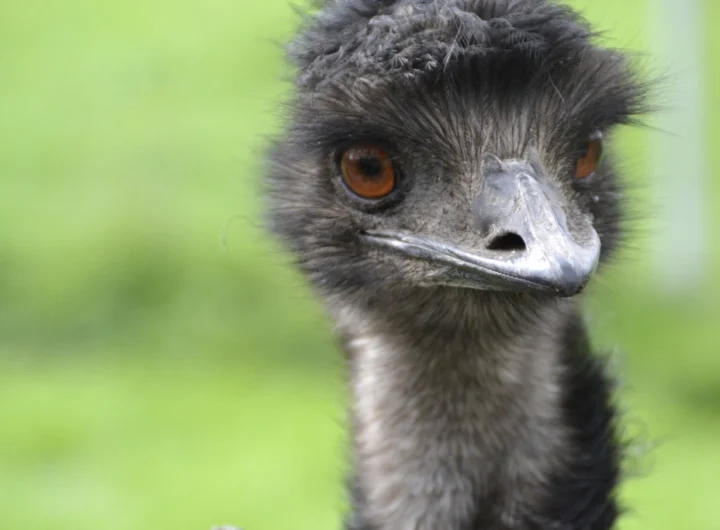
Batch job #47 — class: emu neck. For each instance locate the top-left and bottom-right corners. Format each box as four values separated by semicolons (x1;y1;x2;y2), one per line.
337;294;575;530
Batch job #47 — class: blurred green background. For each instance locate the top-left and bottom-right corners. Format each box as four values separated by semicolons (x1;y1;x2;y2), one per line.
1;1;718;529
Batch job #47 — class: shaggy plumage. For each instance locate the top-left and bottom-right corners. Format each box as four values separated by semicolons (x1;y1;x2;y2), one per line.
265;1;649;529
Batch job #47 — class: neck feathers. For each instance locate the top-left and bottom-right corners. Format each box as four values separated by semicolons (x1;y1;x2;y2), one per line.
334;296;621;530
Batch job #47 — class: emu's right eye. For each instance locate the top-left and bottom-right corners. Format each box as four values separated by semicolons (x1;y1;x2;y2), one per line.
576;135;604;180
340;145;396;199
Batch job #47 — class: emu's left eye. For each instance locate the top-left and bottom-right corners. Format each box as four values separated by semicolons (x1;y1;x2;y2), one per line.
340;145;396;199
576;135;604;180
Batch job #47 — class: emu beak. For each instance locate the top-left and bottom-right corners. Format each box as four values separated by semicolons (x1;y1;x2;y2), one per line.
361;160;601;297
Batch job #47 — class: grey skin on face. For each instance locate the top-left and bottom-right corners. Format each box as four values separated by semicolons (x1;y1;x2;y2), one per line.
362;152;601;297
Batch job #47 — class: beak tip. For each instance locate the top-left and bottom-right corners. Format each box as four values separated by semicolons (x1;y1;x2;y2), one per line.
549;257;597;297
555;280;589;297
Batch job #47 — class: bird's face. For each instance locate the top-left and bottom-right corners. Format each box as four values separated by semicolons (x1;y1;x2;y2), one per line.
340;135;602;298
269;77;633;308
267;2;645;311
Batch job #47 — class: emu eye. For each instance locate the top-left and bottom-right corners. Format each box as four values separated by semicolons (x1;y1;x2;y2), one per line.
576;136;604;180
340;145;396;199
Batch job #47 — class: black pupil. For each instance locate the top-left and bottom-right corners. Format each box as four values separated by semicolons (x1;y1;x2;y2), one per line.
580;140;603;162
357;156;383;178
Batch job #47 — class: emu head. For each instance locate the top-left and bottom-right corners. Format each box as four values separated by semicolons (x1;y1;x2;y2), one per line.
267;0;646;316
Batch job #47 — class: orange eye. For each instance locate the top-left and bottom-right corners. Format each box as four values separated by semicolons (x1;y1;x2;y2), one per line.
340;145;396;199
576;138;603;179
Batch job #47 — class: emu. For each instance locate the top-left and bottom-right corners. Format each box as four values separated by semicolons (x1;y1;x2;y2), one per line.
266;1;648;529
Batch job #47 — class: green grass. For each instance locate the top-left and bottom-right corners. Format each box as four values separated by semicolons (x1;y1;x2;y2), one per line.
0;0;719;529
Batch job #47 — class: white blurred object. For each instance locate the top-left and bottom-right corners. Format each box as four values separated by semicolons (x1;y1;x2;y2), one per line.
651;0;707;293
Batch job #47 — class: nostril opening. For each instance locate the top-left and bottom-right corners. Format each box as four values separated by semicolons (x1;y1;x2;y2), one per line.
486;232;527;252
